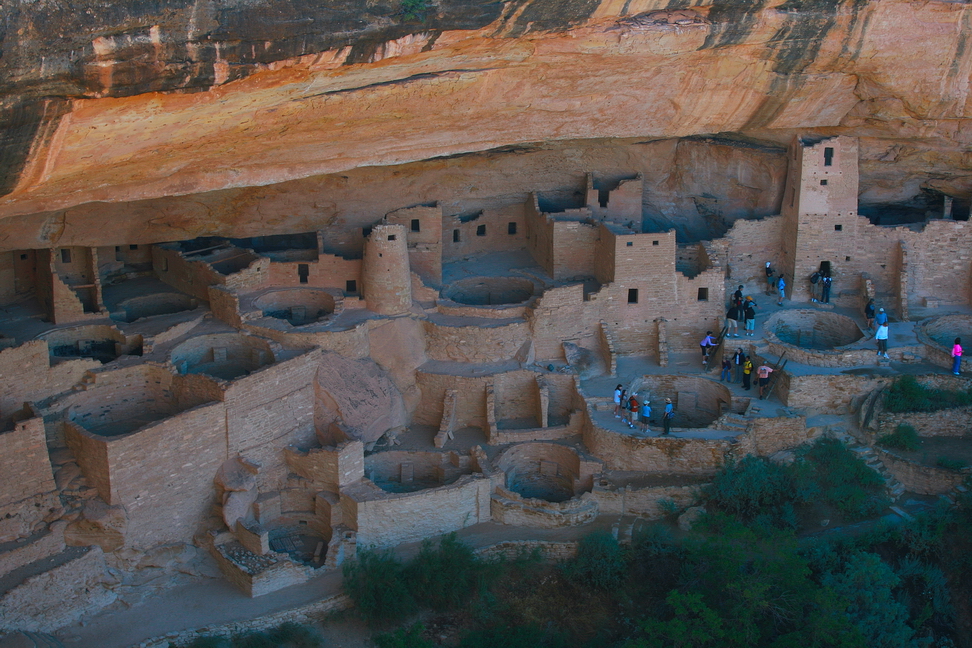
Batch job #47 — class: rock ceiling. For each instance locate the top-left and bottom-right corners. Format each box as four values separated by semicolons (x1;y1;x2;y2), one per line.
0;0;971;249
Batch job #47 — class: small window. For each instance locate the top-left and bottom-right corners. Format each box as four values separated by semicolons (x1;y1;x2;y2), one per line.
820;179;828;186
834;224;843;231
824;147;834;167
346;279;357;293
410;219;420;232
845;256;851;262
697;287;709;301
626;241;633;247
508;222;517;235
362;226;372;238
19;253;27;260
453;229;460;243
130;244;138;250
60;249;71;263
476;224;486;237
161;258;168;272
652;240;659;246
298;263;309;284
115;246;121;252
387;234;396;241
627;289;638;304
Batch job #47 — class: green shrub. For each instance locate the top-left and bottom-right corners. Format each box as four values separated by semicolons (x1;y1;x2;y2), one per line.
342;549;416;625
800;438;888;519
937;456;966;471
561;529;626;590
884;375;972;413
183;638;231;648
406;533;483;611
374;623;435;648
878;424;921;451
400;0;430;20
459;623;570;648
703;455;797;526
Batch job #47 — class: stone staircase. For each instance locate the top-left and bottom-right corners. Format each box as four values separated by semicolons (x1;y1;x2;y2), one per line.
938;481;969;508
851;445;906;502
0;631;66;648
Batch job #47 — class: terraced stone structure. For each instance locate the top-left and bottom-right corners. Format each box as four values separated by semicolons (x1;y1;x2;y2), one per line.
2;0;972;640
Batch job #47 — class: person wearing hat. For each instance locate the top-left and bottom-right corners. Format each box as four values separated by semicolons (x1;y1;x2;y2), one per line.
662;398;674;436
640;396;652;433
626;392;639;430
875;307;888;327
764;261;774;295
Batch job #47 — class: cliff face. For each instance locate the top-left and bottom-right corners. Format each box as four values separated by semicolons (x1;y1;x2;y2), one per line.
0;0;970;246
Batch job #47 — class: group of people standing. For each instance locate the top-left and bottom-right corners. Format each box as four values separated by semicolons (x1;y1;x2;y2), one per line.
613;386;675;436
725;287;758;339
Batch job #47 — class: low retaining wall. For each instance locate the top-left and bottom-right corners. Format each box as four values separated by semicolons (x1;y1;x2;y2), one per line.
592;483;699;518
876;406;972;437
583;423;743;474
873;447;969;495
490;487;599;528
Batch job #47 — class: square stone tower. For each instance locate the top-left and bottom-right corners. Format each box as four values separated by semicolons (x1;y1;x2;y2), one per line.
780;136;859;302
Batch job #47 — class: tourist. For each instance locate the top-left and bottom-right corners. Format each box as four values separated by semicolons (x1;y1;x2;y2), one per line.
726;302;741;337
627;393;639;430
613;384;623;418
776;275;786;306
864;299;876;330
700;331;716;367
875;307;888;327
953;338;963;375
821;272;833;304
744;300;756;336
757;363;774;398
733;285;744;308
641;397;651;433
720;356;732;382
875;323;889;359
733;348;745;382
742;356;753;390
618;388;628;421
809;270;821;302
662;398;674;436
765;262;774;295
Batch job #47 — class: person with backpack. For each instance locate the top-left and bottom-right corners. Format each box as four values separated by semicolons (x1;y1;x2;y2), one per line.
733;285;744;308
777;275;786;306
809;271;821;302
821;272;833;304
726;303;741;338
864;299;876;330
662;398;674;436
618;388;628;423
720;356;732;382
744;300;757;337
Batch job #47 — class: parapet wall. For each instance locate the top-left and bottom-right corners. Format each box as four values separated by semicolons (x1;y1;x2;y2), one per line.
0;413;57;542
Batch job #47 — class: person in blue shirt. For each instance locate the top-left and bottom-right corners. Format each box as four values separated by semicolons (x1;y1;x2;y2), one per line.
662;398;674;436
777;275;786;306
875;307;888;326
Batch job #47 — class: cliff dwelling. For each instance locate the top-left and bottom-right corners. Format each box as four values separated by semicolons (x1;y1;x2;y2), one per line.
2;0;972;646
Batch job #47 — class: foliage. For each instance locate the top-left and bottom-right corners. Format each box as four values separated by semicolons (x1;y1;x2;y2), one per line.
703;455;799;528
884;375;972;413
878;424;921;451
458;623;570;648
406;532;486;611
400;0;430;21
799;437;888;519
373;623;435;648
561;529;626;590
342;549;416;625
180;623;323;648
821;552;917;648
657;498;681;522
630;591;727;648
937;456;966;471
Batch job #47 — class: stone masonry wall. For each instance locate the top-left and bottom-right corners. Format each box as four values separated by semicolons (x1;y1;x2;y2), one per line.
873;447;967;495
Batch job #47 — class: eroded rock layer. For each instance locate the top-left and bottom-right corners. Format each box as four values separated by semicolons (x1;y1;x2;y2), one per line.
0;0;970;243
